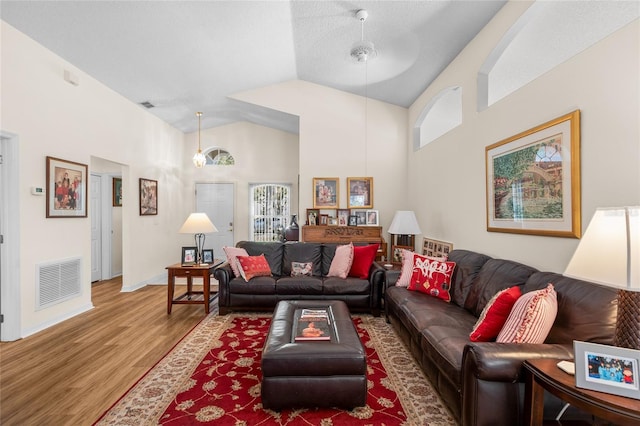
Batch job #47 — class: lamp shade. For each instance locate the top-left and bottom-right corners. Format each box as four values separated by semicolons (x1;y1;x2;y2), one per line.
564;207;639;290
388;211;422;235
179;213;218;234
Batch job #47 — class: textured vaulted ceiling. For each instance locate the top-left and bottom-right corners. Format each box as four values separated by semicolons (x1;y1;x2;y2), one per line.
1;1;506;134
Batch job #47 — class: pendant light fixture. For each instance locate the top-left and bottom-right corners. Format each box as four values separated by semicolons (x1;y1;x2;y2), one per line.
193;111;206;168
350;9;377;63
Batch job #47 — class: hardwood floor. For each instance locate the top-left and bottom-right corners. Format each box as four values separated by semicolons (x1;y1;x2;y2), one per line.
0;277;208;425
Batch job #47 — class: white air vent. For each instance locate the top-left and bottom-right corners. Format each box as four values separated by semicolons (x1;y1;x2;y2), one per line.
36;257;82;310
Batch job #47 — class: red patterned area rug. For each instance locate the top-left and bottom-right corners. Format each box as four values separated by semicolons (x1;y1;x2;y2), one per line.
95;312;454;425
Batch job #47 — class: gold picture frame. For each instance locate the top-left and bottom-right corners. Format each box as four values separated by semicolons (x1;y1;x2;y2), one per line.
313;177;339;209
485;110;581;238
347;177;373;209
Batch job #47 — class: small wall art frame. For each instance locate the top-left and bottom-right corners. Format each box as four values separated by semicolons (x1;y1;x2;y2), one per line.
574;341;640;400
313;177;339;209
46;156;88;218
112;177;122;207
423;237;453;258
485;110;581;238
139;178;158;216
347;177;373;209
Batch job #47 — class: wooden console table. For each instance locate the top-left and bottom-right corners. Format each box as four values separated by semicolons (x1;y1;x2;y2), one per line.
301;225;387;262
524;358;640;425
166;260;223;314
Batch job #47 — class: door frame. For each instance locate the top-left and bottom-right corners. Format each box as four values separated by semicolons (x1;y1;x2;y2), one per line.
1;131;21;341
90;172;115;282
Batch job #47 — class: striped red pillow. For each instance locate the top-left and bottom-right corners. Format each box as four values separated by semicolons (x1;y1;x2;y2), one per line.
496;283;557;344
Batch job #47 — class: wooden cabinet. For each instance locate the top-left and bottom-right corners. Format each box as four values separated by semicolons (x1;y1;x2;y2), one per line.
301;226;387;262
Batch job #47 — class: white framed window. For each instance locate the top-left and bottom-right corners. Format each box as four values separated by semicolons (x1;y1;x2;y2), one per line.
249;183;291;242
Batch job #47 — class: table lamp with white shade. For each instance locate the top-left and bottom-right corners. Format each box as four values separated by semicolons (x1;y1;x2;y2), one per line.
564;206;639;349
179;212;218;265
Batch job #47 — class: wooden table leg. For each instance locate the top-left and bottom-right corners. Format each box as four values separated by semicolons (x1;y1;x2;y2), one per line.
203;273;210;314
167;271;174;314
525;369;545;426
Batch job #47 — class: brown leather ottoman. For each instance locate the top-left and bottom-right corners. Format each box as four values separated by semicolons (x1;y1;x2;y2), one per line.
261;300;367;410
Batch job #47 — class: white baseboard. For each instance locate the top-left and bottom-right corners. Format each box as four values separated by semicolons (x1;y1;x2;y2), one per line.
121;271;168;292
22;302;94;338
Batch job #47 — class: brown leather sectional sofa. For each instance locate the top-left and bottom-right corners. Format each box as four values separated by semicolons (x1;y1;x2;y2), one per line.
384;249;618;426
214;241;385;316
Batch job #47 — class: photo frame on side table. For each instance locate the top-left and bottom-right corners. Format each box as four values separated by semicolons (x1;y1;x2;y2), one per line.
139;178;158;215
485;110;581;238
574;341;640;400
313;177;339;209
347;177;373;209
46;156;88;218
202;249;214;264
391;245;413;264
181;246;197;266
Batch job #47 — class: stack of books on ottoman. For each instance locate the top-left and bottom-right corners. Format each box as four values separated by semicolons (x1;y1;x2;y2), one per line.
294;308;332;341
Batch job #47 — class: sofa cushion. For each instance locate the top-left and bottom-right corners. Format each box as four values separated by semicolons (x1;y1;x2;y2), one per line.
470;286;521;342
228;276;276;294
447;250;492;307
236;255;272;282
274;276;324;295
282;242;323;277
323;277;370;295
523;272;618;345
237;241;284;276
223;246;249;277
497;283;557;344
463;258;538;317
328;243;354;278
408;254;456;302
349;244;379;279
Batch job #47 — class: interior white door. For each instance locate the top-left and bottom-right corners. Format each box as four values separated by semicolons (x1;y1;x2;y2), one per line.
90;174;102;282
195;183;234;262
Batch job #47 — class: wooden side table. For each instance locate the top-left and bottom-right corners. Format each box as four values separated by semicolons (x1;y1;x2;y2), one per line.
166;261;223;314
524;358;640;425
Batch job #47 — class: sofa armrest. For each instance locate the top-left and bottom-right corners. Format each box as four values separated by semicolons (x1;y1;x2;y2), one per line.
368;262;386;315
213;263;233;311
462;342;573;382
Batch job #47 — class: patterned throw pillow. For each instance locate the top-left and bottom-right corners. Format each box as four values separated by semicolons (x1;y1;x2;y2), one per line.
496;283;557;344
223;246;249;278
235;254;272;282
470;286;522;342
328;243;354;279
396;249;447;287
348;244;379;279
291;262;313;277
407;254;456;302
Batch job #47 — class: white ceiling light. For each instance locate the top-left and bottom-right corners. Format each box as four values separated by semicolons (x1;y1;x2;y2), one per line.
193;111;206;168
350;9;377;63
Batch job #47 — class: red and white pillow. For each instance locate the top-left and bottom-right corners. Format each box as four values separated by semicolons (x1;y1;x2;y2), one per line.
291;262;313;277
235;254;272;282
470;286;522;342
396;249;447;287
407;254;456;302
223;246;249;278
496;283;557;344
328;243;354;278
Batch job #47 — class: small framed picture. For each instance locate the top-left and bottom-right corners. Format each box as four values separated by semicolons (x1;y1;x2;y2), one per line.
423;237;454;258
112;177;122;207
46;156;88;218
328;217;338;226
365;210;379;226
306;208;319;226
319;214;329;226
391;245;413;264
354;210;367;226
202;249;214;264
337;209;350;226
139;178;158;216
313;177;339;209
181;246;197;266
574;341;640;400
348;215;358;226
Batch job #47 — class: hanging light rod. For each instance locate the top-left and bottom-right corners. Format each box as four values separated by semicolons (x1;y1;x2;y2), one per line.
350;9;377;63
193;111;206;168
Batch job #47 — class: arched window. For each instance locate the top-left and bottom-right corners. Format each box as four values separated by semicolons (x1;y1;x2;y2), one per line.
478;2;638;110
413;86;462;150
205;148;235;165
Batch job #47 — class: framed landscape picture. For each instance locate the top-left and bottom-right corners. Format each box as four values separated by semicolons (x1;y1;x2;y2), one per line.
112;177;122;207
485;110;581;238
347;177;373;209
313;177;339;209
139;178;158;216
46;156;88;218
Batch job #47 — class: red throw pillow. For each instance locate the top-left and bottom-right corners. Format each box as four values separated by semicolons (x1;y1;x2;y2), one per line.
235;254;272;282
348;244;379;279
408;254;456;302
470;286;522;342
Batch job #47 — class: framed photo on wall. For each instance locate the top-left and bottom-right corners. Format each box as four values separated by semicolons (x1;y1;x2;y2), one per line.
112;177;122;207
485;110;581;238
347;177;373;209
139;178;158;216
46;156;88;218
313;177;339;209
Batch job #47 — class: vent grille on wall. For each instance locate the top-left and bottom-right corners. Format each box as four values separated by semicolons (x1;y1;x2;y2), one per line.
36;257;82;310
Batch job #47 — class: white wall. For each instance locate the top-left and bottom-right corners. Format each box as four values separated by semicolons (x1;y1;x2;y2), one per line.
180;121;300;244
231;80;408;236
408;2;640;272
1;21;187;336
